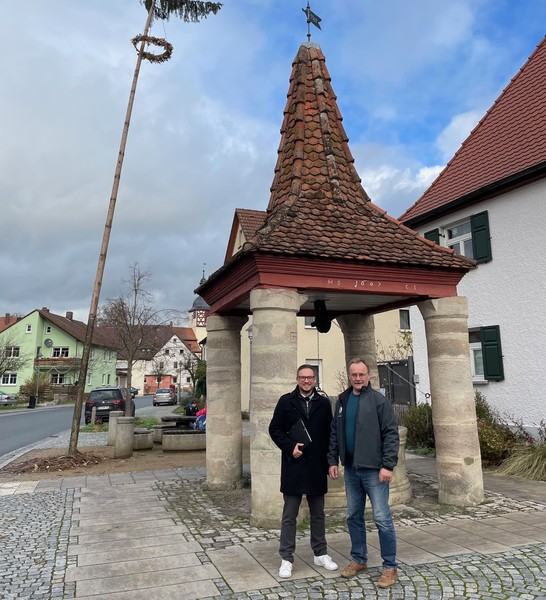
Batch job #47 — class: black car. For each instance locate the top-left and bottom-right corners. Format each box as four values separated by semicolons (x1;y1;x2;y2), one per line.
84;387;135;424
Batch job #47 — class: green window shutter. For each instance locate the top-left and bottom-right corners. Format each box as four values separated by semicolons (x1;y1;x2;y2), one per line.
424;228;440;244
471;211;492;263
481;325;504;381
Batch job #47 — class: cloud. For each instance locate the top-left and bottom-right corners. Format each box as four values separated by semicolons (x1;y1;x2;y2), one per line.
1;0;545;321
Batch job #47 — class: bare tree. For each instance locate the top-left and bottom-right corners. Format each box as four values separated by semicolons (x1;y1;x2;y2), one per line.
0;332;31;385
69;0;223;455
99;264;171;416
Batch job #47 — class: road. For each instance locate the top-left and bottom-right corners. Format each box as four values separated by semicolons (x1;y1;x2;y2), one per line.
0;395;154;458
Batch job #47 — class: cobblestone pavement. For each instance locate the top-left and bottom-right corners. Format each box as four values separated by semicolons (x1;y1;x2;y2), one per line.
1;431;546;599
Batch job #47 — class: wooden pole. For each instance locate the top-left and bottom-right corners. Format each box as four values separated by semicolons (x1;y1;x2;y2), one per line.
68;2;155;456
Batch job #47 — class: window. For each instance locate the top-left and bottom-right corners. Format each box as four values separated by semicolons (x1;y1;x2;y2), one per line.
469;326;504;381
446;220;473;258
51;373;65;384
304;316;316;328
159;362;164;369
173;362;178;369
87;372;92;384
5;346;20;358
107;374;111;385
399;310;411;331
52;347;69;358
165;349;170;355
102;374;106;384
2;373;17;385
45;326;52;334
424;211;492;263
186;377;191;383
25;324;32;333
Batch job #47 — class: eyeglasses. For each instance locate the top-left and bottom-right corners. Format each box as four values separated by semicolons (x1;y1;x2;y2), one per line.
297;376;316;381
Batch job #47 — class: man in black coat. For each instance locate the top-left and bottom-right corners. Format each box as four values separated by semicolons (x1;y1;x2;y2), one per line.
269;364;338;579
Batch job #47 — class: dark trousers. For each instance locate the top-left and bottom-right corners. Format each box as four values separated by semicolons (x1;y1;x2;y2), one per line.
279;494;327;562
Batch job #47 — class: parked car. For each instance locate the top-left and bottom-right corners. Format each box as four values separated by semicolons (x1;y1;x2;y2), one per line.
131;387;139;398
0;390;17;406
153;388;176;406
84;387;135;424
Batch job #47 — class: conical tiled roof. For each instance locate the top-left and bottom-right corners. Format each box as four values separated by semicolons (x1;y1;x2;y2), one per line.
400;36;546;225
240;42;472;271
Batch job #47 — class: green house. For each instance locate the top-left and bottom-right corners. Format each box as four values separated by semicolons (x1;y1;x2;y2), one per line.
0;308;117;399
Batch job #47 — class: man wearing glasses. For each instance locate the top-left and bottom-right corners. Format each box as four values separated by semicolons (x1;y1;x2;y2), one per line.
328;357;399;589
269;364;338;579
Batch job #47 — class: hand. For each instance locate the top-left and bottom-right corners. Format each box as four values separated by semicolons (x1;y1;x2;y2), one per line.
328;465;338;479
379;467;393;483
292;443;304;458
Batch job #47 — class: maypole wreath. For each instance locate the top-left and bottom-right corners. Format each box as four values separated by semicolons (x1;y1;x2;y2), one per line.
131;34;174;63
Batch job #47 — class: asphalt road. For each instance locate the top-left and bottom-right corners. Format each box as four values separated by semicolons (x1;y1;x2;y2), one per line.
0;395;155;458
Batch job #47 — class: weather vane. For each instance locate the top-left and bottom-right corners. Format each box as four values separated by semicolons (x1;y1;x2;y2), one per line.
302;1;322;42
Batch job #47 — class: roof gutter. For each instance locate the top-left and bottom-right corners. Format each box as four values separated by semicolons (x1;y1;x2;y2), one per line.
403;162;546;229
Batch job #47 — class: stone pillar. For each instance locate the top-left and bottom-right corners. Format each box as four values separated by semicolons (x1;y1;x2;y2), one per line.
206;315;248;489
336;313;411;505
419;297;484;506
337;314;379;388
249;288;306;527
107;411;124;446
114;417;134;459
390;426;412;504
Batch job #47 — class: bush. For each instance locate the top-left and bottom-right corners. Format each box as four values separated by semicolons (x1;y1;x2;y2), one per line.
402;403;435;450
477;420;517;466
497;420;546;480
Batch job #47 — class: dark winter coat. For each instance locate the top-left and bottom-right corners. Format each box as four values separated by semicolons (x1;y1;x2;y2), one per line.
269;387;333;496
328;383;399;471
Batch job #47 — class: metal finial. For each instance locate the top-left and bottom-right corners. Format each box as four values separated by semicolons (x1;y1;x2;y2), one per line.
302;1;322;42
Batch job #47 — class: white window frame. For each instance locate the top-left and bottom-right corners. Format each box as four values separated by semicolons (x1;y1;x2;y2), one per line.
52;347;69;358
304;316;316;329
304;359;322;390
2;373;17;385
51;373;65;384
25;324;32;333
399;309;411;331
45;325;52;334
445;219;473;258
5;346;20;358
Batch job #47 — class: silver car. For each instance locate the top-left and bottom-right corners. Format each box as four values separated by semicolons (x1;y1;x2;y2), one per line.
153;388;176;406
0;390;17;405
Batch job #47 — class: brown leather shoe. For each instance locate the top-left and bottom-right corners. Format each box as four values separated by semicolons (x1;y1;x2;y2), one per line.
340;561;367;578
377;567;398;588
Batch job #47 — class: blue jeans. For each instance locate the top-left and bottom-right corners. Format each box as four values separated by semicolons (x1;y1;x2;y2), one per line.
344;466;397;568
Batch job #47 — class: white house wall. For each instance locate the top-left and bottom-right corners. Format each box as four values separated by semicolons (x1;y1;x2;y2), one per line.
410;178;546;428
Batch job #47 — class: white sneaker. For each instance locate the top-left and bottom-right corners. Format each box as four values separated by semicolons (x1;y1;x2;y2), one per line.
279;559;293;578
314;554;338;571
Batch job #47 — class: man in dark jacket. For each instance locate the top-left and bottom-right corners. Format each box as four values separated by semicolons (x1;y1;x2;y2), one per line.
269;364;338;579
328;357;399;589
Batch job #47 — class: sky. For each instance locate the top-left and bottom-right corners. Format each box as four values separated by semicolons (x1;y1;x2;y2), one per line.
1;0;545;323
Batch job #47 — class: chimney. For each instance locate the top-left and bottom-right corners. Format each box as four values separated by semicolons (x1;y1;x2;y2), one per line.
42;307;49;312
4;313;10;324
66;311;73;321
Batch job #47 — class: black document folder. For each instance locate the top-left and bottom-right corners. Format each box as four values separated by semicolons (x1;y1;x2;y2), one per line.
289;418;312;449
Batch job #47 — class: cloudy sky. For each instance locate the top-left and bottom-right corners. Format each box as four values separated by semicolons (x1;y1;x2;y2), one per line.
1;0;544;322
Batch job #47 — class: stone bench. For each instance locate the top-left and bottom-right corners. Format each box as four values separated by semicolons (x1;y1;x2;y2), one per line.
133;428;154;450
151;424;178;444
162;430;206;451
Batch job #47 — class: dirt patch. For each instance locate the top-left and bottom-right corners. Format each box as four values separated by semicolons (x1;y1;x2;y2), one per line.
0;444;211;482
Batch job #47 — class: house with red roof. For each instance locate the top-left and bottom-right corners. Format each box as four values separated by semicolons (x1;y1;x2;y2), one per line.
399;35;546;431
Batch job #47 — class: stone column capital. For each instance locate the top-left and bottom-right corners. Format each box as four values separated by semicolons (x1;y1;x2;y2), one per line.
250;288;307;312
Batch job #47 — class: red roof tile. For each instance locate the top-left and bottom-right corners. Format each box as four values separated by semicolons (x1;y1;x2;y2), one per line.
400;36;546;224
237;43;472;271
235;209;267;242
